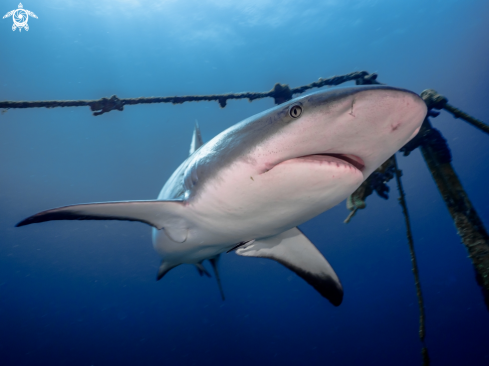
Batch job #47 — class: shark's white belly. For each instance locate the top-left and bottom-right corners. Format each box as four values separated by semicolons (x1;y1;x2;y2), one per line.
152;154;363;264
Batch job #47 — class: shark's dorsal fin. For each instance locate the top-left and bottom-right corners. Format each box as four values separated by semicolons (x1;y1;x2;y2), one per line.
16;200;189;243
209;255;225;301
236;227;343;306
189;121;203;156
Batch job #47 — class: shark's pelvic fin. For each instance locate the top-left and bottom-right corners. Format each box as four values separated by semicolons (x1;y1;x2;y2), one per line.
226;240;256;253
16;200;189;243
195;262;211;277
157;260;180;281
236;227;343;306
209;255;225;301
189;121;203;156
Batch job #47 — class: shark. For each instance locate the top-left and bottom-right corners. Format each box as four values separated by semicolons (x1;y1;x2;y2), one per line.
16;85;427;306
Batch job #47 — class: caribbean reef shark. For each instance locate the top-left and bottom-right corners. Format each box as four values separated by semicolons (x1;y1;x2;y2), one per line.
16;85;427;306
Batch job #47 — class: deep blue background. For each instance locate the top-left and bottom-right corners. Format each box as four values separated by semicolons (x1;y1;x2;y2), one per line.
1;1;488;365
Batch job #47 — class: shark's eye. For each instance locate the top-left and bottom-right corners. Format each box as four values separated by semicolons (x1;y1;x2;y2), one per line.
289;105;302;118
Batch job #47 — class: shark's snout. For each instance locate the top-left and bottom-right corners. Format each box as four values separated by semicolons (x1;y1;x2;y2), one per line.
311;86;427;176
250;86;427;180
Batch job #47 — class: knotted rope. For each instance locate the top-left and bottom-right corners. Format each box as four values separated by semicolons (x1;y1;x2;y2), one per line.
0;71;376;116
421;89;489;135
3;69;488;366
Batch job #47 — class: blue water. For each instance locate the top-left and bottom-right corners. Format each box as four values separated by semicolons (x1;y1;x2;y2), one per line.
1;1;489;365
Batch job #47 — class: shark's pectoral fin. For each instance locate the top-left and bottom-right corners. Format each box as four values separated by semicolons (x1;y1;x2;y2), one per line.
157;260;180;281
236;227;343;306
16;200;189;243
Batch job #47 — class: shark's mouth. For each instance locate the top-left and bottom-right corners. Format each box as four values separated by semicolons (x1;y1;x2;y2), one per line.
295;153;365;172
263;153;365;174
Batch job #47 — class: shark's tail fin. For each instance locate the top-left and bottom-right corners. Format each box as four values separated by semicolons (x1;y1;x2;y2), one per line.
236;227;343;306
160;257;225;301
209;255;225;301
194;256;225;300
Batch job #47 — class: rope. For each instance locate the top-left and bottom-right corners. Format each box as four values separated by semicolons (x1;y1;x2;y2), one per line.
393;155;430;366
2;69;487;362
0;71;376;116
343;207;358;224
421;89;489;136
343;158;395;223
443;104;489;135
400;126;452;164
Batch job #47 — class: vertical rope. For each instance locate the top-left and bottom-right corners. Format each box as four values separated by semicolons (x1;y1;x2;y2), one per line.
392;155;430;366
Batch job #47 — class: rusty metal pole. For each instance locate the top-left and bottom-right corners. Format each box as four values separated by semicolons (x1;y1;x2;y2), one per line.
419;91;489;309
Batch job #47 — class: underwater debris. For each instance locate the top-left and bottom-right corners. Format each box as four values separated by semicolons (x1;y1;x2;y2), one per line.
418;118;489;309
422;89;489;135
341;76;488;365
400;124;452;164
344;158;396;223
2;69;488;365
393;155;430;366
346;155;431;365
89;95;124;116
417;90;489;310
345;82;489;315
0;71;377;116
